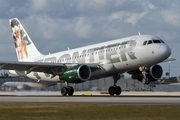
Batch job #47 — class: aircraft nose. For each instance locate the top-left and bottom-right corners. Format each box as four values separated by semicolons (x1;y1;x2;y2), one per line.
159;44;171;59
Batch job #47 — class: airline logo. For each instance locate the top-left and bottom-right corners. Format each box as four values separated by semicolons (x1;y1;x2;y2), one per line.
41;40;137;64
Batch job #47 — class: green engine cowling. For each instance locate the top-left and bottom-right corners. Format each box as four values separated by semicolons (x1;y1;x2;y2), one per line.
62;65;91;83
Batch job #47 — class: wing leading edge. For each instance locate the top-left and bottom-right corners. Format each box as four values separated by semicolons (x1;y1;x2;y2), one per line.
0;61;99;75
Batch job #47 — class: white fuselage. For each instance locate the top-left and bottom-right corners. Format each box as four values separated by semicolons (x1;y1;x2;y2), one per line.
10;35;171;82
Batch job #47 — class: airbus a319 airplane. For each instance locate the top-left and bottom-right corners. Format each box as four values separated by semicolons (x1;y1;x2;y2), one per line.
0;18;173;96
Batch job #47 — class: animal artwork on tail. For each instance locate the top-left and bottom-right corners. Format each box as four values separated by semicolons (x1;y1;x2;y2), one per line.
10;19;31;60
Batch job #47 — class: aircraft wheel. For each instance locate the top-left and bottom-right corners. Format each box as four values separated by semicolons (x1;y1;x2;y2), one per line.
142;78;146;85
68;86;74;96
61;87;68;96
142;78;150;85
115;86;121;95
108;86;115;96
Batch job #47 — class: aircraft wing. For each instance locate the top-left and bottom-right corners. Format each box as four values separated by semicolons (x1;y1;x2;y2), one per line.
0;61;99;75
162;57;176;63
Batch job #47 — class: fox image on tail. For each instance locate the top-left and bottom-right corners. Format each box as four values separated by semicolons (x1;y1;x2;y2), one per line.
10;19;29;60
9;18;43;61
14;27;28;59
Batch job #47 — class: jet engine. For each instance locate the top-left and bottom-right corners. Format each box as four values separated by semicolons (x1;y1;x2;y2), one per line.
62;65;91;83
131;65;163;84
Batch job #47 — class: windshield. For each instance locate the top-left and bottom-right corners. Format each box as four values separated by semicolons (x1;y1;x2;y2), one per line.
143;39;165;46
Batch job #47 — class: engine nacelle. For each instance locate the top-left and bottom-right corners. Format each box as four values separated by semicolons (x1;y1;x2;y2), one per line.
132;65;163;83
62;65;91;83
147;65;163;81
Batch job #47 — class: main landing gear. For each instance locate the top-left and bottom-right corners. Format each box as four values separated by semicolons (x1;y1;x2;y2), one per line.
108;74;122;96
61;82;74;96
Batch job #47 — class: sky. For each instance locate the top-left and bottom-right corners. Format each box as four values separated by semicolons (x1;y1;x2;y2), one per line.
0;0;179;77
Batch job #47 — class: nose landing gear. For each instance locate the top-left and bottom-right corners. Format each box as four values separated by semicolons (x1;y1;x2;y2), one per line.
139;66;149;85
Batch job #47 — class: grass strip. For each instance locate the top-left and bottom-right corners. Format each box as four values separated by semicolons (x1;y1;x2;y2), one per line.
0;104;180;120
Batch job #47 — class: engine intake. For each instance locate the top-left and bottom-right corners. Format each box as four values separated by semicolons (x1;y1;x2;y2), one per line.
149;65;163;80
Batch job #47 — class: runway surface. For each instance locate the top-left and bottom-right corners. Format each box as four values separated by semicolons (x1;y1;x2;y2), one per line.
0;91;180;105
0;96;180;105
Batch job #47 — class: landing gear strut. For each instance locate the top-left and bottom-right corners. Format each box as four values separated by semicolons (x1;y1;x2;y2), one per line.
61;82;74;96
108;74;122;96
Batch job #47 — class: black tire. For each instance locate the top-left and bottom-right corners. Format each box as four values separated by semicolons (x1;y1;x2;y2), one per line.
68;86;74;96
108;86;115;96
115;86;121;95
61;87;68;96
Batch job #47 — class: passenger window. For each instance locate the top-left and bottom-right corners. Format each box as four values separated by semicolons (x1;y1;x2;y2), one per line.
147;40;153;45
143;41;147;45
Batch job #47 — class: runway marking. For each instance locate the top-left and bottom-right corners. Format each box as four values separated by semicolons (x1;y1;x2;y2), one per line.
82;94;92;96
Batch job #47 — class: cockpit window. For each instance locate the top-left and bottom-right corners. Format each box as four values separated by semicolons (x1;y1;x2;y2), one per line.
161;40;165;43
143;41;147;45
147;40;153;45
143;39;165;46
153;40;161;43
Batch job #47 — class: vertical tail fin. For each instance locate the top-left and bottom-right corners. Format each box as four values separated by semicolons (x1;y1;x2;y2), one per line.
9;18;43;61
